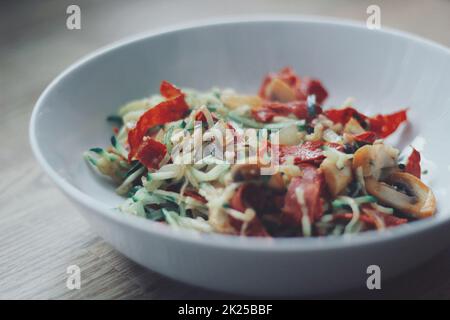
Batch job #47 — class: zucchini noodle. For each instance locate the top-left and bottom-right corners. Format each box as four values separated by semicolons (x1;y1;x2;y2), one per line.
337;196;361;234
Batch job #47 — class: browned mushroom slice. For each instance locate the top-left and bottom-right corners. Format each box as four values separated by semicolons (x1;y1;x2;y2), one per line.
365;172;436;218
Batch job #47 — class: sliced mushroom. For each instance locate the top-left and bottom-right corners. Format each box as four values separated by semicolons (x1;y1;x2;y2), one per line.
231;164;285;191
352;142;435;218
320;157;353;197
264;78;296;102
365;172;436;218
353;143;399;180
221;94;262;109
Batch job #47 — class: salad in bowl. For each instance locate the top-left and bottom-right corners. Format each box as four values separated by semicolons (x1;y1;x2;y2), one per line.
85;67;435;238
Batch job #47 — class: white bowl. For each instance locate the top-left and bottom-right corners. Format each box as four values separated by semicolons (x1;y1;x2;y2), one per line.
30;16;450;297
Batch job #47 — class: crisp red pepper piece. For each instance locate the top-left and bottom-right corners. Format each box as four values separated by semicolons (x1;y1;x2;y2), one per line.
128;81;189;161
251;100;323;123
275;141;344;165
324;107;408;139
299;78;328;105
252;101;294;122
405;148;421;178
324;107;368;126
194;110;219;123
368;109;408;138
160;80;183;99
135;138;167;170
258;67;328;104
278;141;323;164
353;131;377;144
281;165;325;227
252;108;276;123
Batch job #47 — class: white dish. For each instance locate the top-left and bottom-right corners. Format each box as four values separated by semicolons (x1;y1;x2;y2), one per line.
30;16;450;296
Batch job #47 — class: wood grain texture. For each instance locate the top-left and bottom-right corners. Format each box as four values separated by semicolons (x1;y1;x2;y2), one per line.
1;0;450;299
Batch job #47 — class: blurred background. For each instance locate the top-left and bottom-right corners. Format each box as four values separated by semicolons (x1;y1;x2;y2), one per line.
2;0;450;106
1;0;450;299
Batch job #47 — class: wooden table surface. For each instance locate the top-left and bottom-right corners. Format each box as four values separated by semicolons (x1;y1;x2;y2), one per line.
2;0;450;299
